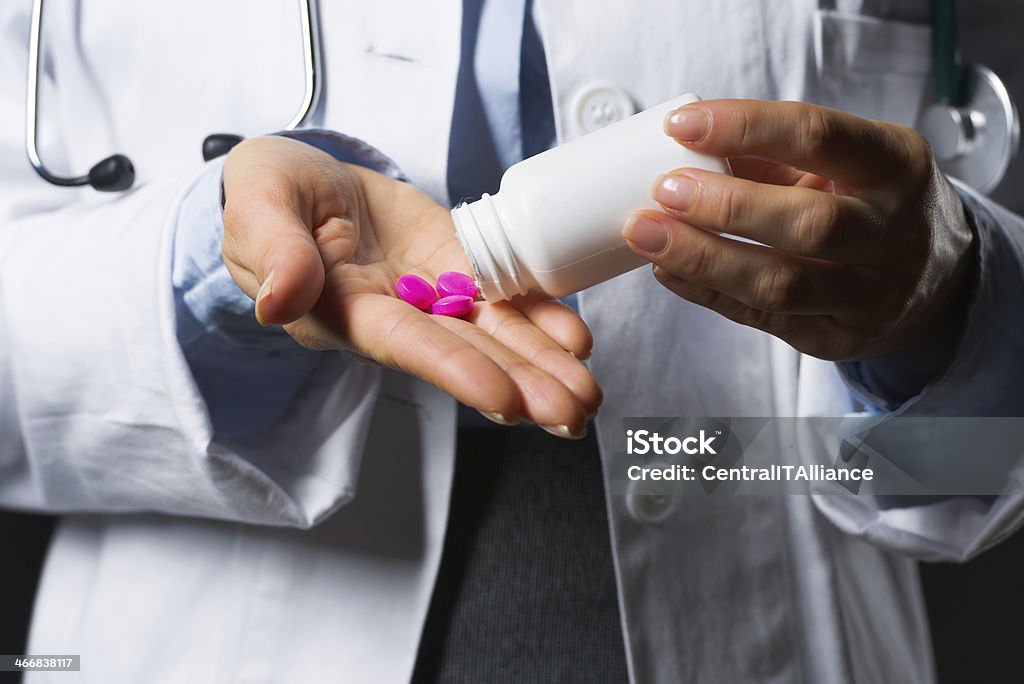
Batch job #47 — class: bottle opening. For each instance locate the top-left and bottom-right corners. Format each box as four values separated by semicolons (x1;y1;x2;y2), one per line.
451;194;528;302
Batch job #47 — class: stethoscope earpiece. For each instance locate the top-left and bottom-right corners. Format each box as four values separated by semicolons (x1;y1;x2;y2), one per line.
202;134;245;162
87;154;135;192
26;0;320;192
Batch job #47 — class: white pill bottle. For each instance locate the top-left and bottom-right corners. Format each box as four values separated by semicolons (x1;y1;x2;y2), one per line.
452;93;731;302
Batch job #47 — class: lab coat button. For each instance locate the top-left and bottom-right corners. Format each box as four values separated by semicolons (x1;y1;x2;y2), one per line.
573;86;636;134
625;468;677;526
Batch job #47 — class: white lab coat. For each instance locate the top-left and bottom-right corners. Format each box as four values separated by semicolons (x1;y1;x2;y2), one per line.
2;1;1023;682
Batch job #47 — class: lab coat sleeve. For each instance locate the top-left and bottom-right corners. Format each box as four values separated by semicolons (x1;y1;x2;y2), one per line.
172;130;404;442
0;7;384;527
0;157;384;527
171;158;322;442
815;182;1024;561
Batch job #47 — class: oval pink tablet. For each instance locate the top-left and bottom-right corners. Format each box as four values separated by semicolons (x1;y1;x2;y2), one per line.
395;274;437;310
431;294;475;318
436;271;478;300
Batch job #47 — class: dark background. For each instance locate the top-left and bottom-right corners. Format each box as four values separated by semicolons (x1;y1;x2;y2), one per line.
2;3;1023;682
917;5;1024;683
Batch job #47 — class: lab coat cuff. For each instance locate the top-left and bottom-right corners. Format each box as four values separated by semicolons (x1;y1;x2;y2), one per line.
813;487;1024;562
814;183;1024;560
835;180;1024;418
275;128;407;180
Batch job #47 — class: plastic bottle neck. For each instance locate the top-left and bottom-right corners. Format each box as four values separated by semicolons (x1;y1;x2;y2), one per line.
451;193;531;302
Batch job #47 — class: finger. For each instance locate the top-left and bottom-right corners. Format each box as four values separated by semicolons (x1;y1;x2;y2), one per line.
507;292;594;359
727;157;804;186
222;185;327;326
665;99;927;190
651;268;851;359
623;211;860;315
651;168;882;263
470;302;603;416
727;158;835;192
433;314;589;436
318;290;588;433
333;293;524;421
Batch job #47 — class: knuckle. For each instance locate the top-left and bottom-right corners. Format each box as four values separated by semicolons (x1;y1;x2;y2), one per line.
672;236;714;281
800;107;838;163
733;108;755;149
225;184;291;228
755;265;802;311
714;183;744;229
742;306;788;338
901;125;933;165
312;215;357;249
254;239;281;276
888;124;934;184
796;198;843;255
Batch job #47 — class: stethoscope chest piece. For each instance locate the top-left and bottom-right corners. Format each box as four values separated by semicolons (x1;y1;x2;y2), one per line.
919;63;1020;194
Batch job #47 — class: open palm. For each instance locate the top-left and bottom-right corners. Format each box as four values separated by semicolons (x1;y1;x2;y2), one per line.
222;136;600;435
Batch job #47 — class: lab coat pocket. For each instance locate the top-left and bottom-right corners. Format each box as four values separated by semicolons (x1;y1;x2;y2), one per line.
814;10;932;126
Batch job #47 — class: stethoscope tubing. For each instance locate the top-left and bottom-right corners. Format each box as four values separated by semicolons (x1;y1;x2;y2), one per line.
22;0;1018;194
25;0;87;186
24;0;321;188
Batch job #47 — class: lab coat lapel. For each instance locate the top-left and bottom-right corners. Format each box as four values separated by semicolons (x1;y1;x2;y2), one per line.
317;0;462;203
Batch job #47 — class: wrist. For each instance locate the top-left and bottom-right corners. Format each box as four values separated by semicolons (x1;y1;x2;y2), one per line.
897;180;977;354
850;187;979;404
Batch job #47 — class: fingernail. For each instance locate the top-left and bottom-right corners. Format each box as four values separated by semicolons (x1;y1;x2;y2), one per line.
541;424;588;440
479;410;518;426
255;271;275;326
623;215;669;256
664;107;709;141
653;174;697;211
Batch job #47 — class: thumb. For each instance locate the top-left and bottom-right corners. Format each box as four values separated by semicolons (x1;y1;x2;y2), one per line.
252;215;325;326
224;194;326;327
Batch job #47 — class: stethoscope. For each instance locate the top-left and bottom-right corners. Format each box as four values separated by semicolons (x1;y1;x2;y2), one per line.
917;0;1020;194
25;0;321;191
25;0;1019;195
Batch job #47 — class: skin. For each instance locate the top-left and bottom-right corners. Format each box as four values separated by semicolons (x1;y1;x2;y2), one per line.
222;100;975;434
624;99;975;367
222;136;601;439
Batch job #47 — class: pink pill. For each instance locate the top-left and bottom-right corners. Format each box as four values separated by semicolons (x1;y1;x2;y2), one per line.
431;295;475;318
436;271;478;300
395;274;437;310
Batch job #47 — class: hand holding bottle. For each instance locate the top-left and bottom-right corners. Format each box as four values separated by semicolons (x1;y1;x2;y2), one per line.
626;99;974;365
